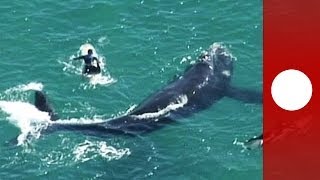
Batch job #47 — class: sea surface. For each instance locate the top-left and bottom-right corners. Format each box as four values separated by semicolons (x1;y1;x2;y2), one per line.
0;0;262;179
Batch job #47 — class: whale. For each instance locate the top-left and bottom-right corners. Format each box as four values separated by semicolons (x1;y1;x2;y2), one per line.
35;43;262;138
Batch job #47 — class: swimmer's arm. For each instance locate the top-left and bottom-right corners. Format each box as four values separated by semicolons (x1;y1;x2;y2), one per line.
72;56;85;60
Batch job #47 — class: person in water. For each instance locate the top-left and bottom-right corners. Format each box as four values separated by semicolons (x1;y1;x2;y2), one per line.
73;49;101;74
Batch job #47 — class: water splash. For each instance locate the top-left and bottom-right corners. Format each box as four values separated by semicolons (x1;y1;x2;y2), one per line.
0;101;51;146
179;56;192;64
60;58;82;75
208;42;237;61
97;36;110;47
233;138;263;151
4;82;44;94
0;82;49;145
73;140;131;162
125;105;137;114
53;117;106;125
86;73;117;86
0;82;44;102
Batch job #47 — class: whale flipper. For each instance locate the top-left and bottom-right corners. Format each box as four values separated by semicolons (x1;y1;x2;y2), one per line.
226;86;262;104
34;91;58;121
244;134;263;150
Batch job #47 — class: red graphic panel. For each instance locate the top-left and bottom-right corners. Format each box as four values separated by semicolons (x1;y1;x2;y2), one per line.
264;0;320;179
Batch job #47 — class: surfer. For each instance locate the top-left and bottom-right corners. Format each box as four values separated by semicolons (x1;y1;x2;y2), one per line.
73;49;101;74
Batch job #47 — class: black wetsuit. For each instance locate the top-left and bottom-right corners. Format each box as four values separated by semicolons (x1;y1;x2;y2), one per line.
73;54;101;74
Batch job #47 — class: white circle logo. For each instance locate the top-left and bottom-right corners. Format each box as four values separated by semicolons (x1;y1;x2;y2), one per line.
271;69;312;111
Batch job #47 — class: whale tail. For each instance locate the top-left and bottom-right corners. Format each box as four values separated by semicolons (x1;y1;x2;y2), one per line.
34;90;59;121
226;86;262;104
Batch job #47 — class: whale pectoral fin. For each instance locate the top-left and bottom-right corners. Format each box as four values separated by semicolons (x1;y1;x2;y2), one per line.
225;86;262;104
34;91;59;121
244;134;263;150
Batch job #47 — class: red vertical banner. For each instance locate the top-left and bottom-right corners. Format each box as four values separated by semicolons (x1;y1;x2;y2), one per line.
264;0;320;179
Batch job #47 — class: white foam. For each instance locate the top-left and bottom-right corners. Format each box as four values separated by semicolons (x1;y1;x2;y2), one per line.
60;59;82;75
125;105;137;114
131;95;188;120
97;36;110;47
180;57;187;64
201;43;236;62
233;138;263;151
98;36;107;44
73;140;131;162
4;82;44;94
213;43;237;61
222;70;231;77
53;117;106;125
52;104;137;126
87;74;117;86
0;101;51;146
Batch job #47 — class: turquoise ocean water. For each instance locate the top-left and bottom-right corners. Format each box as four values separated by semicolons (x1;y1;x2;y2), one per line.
0;0;262;179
